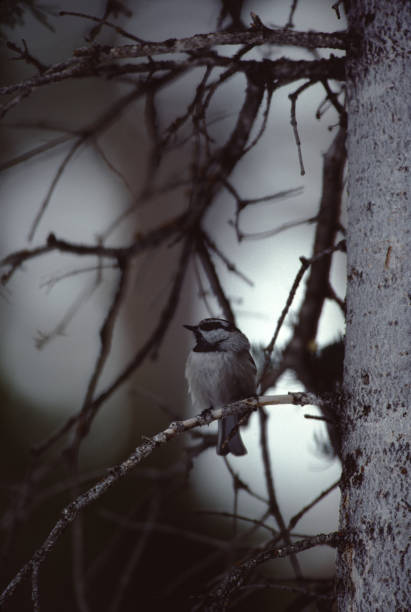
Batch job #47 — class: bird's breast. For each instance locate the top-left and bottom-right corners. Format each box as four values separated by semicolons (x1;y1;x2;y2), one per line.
185;351;255;410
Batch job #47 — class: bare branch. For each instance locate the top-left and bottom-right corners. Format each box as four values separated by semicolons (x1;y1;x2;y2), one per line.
288;479;340;531
0;134;73;172
332;1;346;20
70;259;131;449
0;392;324;608
195;510;278;537
197;531;341;610
0;214;186;284
257;531;341;565
28;138;83;241
72;28;347;61
289;80;316;175
320;79;346;120
224;180;304;241
101;510;228;551
259;239;346;390
237;214;316;241
258;405;302;578
259;126;346;393
286;0;300;28
0;56;345;121
6;39;48;73
87;236;193;411
59;10;145;43
202;231;254;286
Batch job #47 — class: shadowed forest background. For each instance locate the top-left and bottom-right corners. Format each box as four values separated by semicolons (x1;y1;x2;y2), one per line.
0;1;348;610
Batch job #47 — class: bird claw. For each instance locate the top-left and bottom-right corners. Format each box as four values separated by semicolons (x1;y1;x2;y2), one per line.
200;407;213;420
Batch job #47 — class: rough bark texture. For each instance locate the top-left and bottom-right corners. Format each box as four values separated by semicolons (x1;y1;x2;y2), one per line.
337;1;410;610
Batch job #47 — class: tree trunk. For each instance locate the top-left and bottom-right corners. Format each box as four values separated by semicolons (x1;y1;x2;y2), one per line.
337;1;410;610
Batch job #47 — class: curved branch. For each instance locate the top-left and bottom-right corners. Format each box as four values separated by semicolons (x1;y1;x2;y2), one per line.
199;531;341;610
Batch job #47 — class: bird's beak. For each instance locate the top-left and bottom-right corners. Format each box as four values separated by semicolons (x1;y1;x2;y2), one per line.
183;324;197;332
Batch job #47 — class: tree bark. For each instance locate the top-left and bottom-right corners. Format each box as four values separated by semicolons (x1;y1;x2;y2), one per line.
337;1;410;610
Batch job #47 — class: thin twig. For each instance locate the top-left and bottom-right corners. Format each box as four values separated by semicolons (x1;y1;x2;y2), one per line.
59;10;145;43
198;532;341;609
223;178;303;241
93;141;136;197
304;413;335;423
202;231;254;286
1;212;186;285
6;39;48;72
289;80;316;175
320;79;346;118
288;479;340;531
0;134;73;172
238;214;315;241
26;85;145;241
27;138;83;241
70;260;131;449
195;510;278;537
286;0;300;28
40;263;118;292
102;510;228;551
88;237;193;411
258;407;302;578
259;240;346;390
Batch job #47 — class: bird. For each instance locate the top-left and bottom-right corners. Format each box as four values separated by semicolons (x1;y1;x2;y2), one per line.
184;317;256;456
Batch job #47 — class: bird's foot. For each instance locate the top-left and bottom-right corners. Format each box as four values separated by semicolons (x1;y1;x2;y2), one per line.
200;407;213;420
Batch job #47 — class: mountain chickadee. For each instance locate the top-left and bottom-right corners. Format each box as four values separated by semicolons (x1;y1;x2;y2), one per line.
184;318;256;456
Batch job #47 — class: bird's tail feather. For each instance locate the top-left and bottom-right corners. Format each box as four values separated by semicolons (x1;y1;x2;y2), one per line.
217;415;247;456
